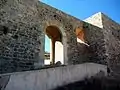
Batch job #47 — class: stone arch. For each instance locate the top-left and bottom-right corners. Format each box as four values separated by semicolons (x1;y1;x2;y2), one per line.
43;20;68;65
45;25;62;42
43;20;66;37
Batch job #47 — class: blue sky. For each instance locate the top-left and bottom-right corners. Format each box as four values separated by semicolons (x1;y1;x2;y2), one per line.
41;0;120;52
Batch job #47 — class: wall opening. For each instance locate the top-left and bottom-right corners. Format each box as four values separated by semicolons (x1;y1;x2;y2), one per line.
44;35;51;65
45;25;63;65
76;27;85;42
75;27;89;46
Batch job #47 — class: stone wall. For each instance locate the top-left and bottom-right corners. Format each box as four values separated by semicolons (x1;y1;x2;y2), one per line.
37;1;80;65
101;14;120;76
0;0;44;74
82;22;107;64
0;0;112;74
84;12;120;76
38;2;108;65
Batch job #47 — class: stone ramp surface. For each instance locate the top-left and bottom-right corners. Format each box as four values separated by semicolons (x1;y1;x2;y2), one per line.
0;63;107;90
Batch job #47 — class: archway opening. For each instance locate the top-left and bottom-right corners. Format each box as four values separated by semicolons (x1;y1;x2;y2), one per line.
75;27;89;46
76;27;85;42
44;35;51;65
45;26;63;65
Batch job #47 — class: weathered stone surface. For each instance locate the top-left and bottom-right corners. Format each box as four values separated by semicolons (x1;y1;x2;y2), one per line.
101;14;120;76
84;12;120;77
0;0;120;76
0;63;107;90
0;0;44;73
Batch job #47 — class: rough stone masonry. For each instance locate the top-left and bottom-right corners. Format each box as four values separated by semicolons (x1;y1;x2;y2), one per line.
0;0;120;77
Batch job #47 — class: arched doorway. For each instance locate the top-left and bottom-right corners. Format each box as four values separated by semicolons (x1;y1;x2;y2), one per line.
45;25;63;65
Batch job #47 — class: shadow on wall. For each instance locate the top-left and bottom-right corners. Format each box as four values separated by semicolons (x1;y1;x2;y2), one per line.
75;27;94;63
77;41;90;63
77;38;99;63
0;75;10;90
54;76;120;90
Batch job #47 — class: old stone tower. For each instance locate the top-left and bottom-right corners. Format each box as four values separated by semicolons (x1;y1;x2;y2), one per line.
0;0;120;76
